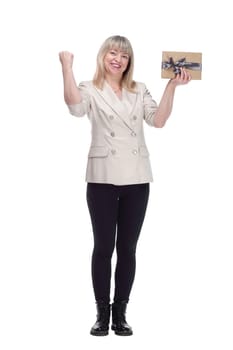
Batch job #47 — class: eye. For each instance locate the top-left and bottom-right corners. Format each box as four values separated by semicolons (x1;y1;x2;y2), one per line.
122;55;129;59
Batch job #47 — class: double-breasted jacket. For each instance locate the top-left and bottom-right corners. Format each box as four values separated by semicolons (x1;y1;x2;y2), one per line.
68;80;158;185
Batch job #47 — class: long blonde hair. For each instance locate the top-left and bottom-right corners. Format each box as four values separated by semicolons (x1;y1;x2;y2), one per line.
93;35;136;92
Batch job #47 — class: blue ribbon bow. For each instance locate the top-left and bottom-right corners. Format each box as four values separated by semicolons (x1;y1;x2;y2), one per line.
162;57;202;75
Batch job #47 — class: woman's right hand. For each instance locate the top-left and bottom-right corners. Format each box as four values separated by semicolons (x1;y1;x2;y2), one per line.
59;51;74;70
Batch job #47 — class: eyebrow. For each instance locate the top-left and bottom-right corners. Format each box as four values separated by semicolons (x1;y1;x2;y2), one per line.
109;49;129;56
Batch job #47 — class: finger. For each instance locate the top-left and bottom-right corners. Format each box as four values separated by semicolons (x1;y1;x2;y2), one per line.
178;67;183;80
182;68;188;81
181;68;191;83
175;69;182;81
184;70;192;83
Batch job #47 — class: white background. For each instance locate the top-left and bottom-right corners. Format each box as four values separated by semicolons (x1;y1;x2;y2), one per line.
0;0;232;349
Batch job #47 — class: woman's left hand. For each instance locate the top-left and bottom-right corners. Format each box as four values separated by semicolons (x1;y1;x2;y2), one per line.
170;68;192;86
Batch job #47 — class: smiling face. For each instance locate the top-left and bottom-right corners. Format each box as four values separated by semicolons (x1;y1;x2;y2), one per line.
93;35;135;90
104;48;130;79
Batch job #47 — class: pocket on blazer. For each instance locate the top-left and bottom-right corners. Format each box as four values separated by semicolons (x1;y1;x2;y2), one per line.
88;146;109;158
139;146;150;157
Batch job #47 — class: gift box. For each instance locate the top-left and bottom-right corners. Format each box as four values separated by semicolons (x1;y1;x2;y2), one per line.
161;51;202;80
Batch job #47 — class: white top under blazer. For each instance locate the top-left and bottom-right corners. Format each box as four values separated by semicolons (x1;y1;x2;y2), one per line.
68;80;158;185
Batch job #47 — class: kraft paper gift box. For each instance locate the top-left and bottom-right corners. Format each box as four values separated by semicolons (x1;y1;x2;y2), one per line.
161;51;202;80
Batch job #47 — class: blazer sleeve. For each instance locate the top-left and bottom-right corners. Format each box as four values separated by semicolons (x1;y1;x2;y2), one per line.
67;81;91;117
142;83;158;127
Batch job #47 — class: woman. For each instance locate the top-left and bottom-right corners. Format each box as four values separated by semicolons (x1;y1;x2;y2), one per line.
59;35;191;336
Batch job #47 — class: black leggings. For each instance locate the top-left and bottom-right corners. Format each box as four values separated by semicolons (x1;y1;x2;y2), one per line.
86;183;150;303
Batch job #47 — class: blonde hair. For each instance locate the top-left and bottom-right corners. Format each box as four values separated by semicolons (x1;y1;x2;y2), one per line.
93;35;136;92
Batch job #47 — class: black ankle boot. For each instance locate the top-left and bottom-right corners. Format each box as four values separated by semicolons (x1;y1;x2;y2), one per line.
90;301;110;336
111;301;133;336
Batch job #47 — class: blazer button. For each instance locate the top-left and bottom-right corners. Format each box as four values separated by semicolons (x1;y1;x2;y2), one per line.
109;115;114;120
111;149;116;155
110;131;115;137
132;149;138;155
131;131;136;137
133;116;137;120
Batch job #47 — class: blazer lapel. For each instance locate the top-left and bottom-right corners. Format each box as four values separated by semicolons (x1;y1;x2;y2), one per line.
94;82;138;130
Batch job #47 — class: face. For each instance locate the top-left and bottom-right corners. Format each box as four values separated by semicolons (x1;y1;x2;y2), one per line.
104;47;130;78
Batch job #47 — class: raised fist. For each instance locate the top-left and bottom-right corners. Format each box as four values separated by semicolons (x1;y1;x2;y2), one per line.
59;51;74;69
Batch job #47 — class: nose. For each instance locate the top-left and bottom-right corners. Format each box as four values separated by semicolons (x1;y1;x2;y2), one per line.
114;54;121;62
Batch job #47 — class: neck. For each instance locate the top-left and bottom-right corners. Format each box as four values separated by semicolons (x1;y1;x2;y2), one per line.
105;75;122;89
106;81;122;93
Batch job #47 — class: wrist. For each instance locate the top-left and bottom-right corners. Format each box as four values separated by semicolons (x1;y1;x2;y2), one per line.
167;79;177;90
62;65;73;74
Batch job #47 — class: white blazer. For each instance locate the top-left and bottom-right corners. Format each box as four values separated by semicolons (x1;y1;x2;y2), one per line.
68;80;158;185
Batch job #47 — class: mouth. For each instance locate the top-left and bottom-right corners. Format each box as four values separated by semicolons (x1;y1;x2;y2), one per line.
110;63;121;69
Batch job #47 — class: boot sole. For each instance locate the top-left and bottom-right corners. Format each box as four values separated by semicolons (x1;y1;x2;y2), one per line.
114;331;133;336
111;326;133;336
90;330;109;336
